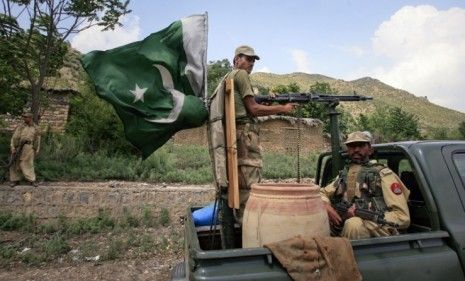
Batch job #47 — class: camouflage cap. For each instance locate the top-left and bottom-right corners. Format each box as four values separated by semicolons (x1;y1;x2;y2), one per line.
235;45;260;60
344;131;372;144
22;112;33;118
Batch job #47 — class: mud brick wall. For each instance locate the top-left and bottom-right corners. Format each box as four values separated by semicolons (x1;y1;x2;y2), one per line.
172;126;208;146
172;118;327;153
258;119;326;154
0;183;215;221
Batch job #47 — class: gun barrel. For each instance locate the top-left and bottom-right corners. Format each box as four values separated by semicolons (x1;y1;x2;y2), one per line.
254;93;373;104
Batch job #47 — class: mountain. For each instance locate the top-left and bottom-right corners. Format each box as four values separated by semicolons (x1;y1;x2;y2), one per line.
250;72;465;132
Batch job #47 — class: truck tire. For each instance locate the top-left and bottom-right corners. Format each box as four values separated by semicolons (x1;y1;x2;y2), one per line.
171;261;186;281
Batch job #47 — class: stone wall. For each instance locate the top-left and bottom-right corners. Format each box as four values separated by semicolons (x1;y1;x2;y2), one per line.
1;91;72;133
0;183;215;221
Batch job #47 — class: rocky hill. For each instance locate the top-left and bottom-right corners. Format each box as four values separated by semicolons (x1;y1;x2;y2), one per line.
251;72;465;132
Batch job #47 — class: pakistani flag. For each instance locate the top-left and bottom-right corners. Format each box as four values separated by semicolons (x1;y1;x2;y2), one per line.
81;14;208;158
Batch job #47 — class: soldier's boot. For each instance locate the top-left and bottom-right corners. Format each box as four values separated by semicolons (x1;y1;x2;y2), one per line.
28;181;38;187
9;181;19;188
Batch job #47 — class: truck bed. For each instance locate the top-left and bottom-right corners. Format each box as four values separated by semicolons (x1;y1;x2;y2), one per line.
176;206;464;281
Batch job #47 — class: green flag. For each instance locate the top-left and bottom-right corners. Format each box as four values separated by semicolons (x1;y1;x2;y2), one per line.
81;14;208;158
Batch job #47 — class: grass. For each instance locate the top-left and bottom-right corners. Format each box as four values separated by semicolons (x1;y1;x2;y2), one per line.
26;130;324;184
263;151;319;179
0;208;175;268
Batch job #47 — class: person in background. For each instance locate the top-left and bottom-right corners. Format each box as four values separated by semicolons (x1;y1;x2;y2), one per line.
9;112;41;187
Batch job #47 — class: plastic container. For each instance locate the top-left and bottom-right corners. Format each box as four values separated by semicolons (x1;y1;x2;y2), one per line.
192;202;219;227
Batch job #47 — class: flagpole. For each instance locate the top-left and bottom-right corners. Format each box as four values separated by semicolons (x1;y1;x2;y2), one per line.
203;12;209;104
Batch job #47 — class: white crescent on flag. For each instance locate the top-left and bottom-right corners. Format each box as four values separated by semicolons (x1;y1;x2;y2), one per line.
145;64;185;124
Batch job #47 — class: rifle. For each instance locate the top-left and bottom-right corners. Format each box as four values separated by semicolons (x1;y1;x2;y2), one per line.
334;200;399;228
1;140;28;182
254;92;373;104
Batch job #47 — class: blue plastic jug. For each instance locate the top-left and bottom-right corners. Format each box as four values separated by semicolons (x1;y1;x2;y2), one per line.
192;202;218;226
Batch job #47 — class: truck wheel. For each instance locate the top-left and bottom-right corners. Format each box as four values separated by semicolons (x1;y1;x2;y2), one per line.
171;261;186;281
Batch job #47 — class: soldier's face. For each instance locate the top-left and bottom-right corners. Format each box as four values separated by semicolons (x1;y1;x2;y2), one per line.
23;117;32;125
235;55;255;74
347;142;372;164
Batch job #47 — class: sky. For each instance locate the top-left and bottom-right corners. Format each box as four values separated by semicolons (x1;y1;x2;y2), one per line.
70;0;465;113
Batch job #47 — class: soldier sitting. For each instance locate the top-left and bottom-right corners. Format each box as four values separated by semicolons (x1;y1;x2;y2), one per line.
320;131;411;239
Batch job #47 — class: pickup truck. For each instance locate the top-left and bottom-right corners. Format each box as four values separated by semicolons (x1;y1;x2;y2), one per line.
172;140;465;280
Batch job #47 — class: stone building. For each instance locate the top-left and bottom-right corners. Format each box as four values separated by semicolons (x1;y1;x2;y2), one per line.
1;67;79;133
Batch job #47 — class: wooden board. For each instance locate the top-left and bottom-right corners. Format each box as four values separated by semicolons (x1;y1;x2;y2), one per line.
224;79;239;209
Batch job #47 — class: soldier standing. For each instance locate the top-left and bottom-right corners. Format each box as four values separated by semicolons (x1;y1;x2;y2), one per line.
320;131;411;239
226;45;296;222
9;112;41;187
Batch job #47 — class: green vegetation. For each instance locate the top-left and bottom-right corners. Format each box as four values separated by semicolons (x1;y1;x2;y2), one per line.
207;59;232;96
353;106;421;142
0;0;130;121
159;208;170;227
1;126;321;183
0;208;179;267
459;121;465;139
263;152;319;179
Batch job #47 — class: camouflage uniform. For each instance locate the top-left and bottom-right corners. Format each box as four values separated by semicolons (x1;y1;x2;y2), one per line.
9;118;41;183
226;69;262;222
320;162;411;239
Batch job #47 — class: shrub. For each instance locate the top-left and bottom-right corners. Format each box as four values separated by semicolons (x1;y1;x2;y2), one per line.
121;208;139;228
0;212;36;232
159;208;170;227
105;238;125;260
43;234;70;260
142;207;156;228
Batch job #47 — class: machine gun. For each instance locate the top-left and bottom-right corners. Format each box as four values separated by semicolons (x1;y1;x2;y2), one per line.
334;200;399;228
254;92;373;104
256;91;373;179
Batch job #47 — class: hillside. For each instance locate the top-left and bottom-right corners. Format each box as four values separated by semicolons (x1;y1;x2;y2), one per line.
251;72;465;131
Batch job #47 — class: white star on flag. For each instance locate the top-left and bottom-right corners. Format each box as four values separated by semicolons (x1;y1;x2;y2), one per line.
130;83;148;103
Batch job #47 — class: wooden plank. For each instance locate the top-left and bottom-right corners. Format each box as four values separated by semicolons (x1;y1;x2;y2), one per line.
224;79;239;209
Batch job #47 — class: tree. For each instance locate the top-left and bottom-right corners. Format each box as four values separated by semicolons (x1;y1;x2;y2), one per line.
354;106;421;142
271;84;292;94
207;59;232;96
459;121;465;140
0;0;130;123
0;49;27;115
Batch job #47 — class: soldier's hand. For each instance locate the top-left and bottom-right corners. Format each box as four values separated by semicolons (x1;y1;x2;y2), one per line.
282;103;298;114
324;202;342;226
346;204;356;218
11;147;16;154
